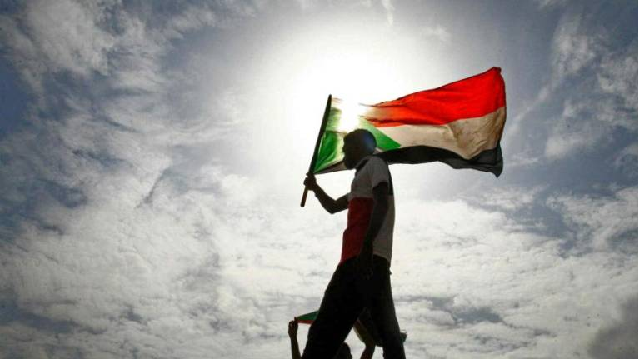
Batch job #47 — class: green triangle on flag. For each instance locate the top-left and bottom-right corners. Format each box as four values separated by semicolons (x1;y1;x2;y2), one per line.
294;311;318;324
312;98;402;174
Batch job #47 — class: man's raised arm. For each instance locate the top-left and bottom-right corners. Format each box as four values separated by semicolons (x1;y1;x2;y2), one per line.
304;175;348;214
288;321;301;359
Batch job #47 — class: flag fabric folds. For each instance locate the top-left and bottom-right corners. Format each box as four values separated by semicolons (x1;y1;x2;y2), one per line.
311;67;507;176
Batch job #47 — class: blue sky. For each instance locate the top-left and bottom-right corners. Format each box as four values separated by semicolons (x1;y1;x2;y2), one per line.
1;1;637;358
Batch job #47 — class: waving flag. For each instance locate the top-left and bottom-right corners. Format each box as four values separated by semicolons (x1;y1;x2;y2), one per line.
310;67;507;176
294;311;319;324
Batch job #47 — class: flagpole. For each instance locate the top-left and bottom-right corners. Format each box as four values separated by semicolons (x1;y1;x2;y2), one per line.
301;94;332;207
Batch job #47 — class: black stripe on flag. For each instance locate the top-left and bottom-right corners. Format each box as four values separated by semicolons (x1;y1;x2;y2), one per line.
376;143;503;177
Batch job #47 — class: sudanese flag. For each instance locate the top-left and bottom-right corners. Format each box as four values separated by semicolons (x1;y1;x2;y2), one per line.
310;67;507;176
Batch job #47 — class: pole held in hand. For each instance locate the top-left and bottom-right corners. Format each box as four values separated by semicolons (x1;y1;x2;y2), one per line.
300;187;309;207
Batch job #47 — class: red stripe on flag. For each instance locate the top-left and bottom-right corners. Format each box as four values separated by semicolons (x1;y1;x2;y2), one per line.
364;67;506;127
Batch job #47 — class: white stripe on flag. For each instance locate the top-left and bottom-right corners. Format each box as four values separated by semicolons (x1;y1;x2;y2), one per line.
376;107;506;159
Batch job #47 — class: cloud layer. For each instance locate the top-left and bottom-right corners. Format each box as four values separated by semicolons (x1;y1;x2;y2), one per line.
1;1;637;359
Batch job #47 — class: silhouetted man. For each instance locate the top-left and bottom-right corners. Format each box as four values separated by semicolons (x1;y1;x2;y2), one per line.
302;129;406;359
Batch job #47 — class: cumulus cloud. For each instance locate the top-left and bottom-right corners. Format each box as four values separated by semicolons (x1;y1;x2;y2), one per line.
0;1;278;358
550;13;603;81
589;295;638;359
1;1;637;358
544;99;610;159
548;186;638;252
466;185;544;212
504;4;637;161
539;7;638;160
390;197;638;359
597;40;638;128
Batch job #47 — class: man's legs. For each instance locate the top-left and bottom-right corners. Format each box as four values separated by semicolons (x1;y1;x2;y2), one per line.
302;260;363;359
365;256;406;359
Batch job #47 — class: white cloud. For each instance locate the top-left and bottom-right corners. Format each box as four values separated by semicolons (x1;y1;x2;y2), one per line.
420;25;451;43
551;13;602;81
469;185;544;211
389;198;638;358
548;186;638;252
1;1;637;358
599;56;638;106
588;295;638;359
539;10;638;160
500;7;636;162
544;117;608;159
0;0;116;99
380;0;394;25
534;0;569;8
0;1;274;358
598;41;638;129
510;10;608;158
505;151;541;169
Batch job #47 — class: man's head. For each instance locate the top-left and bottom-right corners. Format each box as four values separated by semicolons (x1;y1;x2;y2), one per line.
333;342;352;359
343;129;377;169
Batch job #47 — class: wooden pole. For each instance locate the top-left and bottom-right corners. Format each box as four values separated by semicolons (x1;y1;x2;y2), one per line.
301;95;332;207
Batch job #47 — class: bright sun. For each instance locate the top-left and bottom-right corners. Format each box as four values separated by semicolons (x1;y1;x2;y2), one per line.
337;100;367;133
280;49;405;147
264;22;414;147
257;17;449;185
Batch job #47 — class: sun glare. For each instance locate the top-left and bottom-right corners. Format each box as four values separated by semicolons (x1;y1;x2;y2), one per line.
337;100;366;133
269;22;414;149
259;18;451;184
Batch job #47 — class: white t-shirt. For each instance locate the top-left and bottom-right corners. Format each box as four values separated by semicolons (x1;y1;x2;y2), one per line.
342;156;395;264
